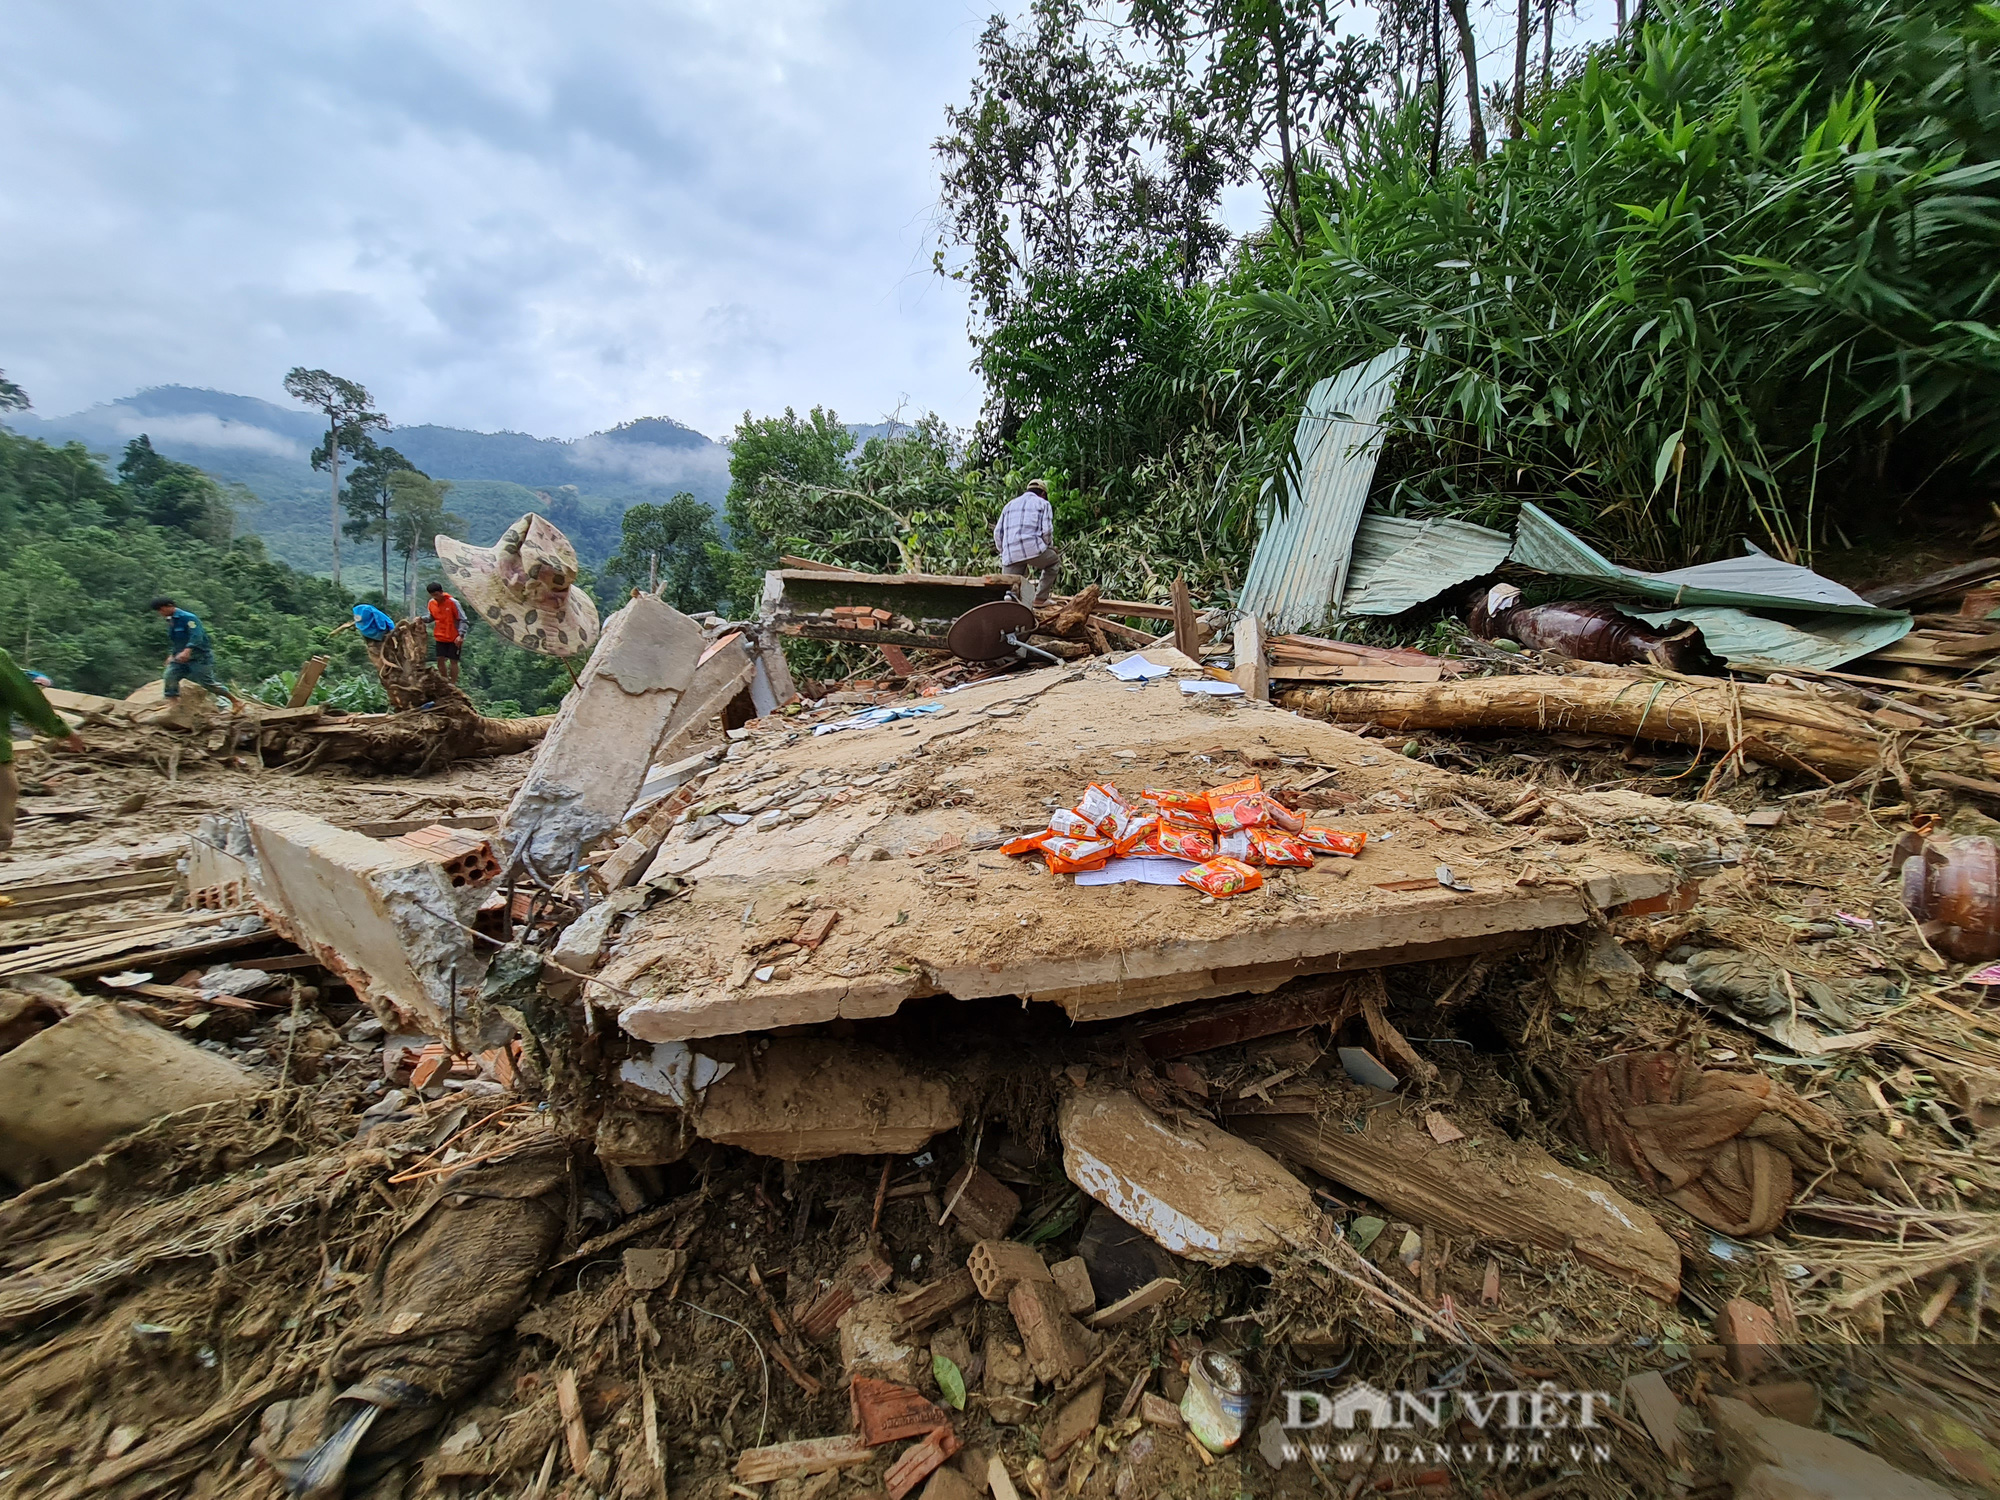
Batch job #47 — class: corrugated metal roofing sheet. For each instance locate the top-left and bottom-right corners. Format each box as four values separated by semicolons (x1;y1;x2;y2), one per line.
1632;606;1912;670
1343;512;1514;617
1511;504;1905;619
1239;347;1411;632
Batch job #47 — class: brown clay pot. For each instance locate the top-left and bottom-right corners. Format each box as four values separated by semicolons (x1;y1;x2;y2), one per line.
1900;835;2000;961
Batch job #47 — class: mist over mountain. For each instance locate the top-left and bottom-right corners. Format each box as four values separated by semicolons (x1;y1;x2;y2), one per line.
6;386;731;578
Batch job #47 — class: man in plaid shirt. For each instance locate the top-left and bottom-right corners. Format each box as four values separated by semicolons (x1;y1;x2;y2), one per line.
993;478;1058;605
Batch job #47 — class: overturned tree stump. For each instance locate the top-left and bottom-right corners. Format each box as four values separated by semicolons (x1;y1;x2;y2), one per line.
1279;670;2000;788
263;621;554;774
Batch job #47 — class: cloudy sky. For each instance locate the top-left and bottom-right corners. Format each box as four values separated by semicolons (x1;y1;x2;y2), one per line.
2;1;1613;442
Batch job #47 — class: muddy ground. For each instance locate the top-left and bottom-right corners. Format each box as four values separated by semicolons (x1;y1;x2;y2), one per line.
1;693;1997;1500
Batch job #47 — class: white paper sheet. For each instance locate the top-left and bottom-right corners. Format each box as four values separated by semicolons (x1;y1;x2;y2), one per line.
1108;653;1173;681
1180;680;1243;696
1074;856;1194;887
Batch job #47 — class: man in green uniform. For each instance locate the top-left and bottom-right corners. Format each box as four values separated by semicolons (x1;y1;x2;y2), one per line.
0;649;85;852
151;596;228;702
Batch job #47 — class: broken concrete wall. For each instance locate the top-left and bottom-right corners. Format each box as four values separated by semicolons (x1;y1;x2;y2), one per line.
246;809;488;1035
500;596;708;881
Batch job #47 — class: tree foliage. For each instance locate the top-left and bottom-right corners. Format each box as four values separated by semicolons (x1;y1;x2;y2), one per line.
1226;0;2000;565
603;493;728;614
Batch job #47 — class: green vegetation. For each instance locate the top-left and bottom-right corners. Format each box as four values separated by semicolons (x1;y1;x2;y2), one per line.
0;425;572;714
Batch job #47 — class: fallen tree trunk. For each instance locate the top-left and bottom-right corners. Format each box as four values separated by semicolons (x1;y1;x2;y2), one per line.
262;710;550;773
1279;670;2000;786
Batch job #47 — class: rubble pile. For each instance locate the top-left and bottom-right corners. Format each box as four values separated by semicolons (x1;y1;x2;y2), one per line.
1;567;1997;1500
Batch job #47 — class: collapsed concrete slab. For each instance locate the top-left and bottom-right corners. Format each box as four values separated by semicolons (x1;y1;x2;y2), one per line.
692;1039;961;1160
246;809;487;1034
0;1004;257;1185
1234;1085;1681;1301
499;596;708;881
600;660;1683;1044
1058;1088;1317;1267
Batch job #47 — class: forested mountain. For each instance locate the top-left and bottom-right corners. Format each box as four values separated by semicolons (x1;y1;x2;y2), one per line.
7;387;730;576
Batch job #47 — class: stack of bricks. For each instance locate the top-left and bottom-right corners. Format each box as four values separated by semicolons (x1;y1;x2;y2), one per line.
385;824;502;888
826;606;893;631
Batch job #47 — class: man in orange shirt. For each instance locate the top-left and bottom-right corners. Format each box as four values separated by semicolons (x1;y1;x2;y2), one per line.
425;581;467;685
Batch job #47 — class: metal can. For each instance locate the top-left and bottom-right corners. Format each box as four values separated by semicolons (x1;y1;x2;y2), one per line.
1180;1349;1252;1453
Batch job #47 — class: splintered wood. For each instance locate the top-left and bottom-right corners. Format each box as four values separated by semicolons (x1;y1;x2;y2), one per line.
600;661;1678;1045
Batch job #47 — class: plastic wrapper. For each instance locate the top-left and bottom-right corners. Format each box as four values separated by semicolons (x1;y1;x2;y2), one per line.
1261;796;1305;834
1047;808;1098;839
1206;776;1267;832
1251;827;1315;867
1001;831;1054;857
1144;823;1216;862
1043;836;1115;873
1143;788;1214;829
1076;783;1127;836
1110;811;1159;856
1178;856;1263;897
1217;829;1253;863
1302;825;1368;858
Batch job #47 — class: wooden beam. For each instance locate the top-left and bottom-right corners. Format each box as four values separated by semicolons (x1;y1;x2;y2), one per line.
287;656;329;709
1171;576;1199;660
1133;979;1360;1059
1089;598;1176;621
1232;614;1268;702
1863;557;2000;609
1092;616;1159;649
788;623;951;650
1270;662;1443;683
779;554;847;572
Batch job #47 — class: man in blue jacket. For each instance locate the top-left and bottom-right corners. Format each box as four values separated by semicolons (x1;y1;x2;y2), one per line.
150;597;228;701
334;603;397;667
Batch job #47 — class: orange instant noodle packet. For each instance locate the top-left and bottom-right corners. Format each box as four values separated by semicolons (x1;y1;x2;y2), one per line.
1206;775;1268;832
1047;808;1097;838
1302;825;1368;857
1144;823;1216;862
1142;788;1214;829
1110;811;1158;856
1043;836;1114;873
1075;782;1126;836
1250;827;1315;867
1261;796;1306;834
1178;856;1263;897
1217;828;1256;863
1000;830;1055;856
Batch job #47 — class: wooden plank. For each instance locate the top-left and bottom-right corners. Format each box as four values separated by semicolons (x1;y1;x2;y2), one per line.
1233;615;1269;702
1088;598;1176;622
1171;577;1199;660
1270;662;1442;684
789;623;951;650
1767;664;2000;703
1084;1277;1183;1329
1134;981;1359;1059
1268;633;1442;667
779;554;847;572
0;881;175;920
734;1435;875;1484
287;656;329;709
1863;556;2000;609
47;929;277;980
0;868;180;902
1925;771;2000;801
